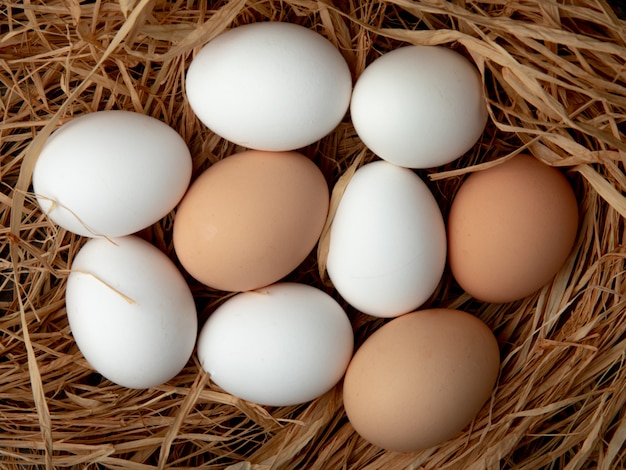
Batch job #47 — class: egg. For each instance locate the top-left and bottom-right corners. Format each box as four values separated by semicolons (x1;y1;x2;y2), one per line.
33;110;192;237
350;46;488;168
326;160;446;318
65;236;198;389
447;154;579;303
343;308;500;452
173;150;329;292
196;282;354;407
185;21;352;151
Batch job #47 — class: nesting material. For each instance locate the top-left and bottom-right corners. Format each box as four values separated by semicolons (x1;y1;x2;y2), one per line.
1;1;625;469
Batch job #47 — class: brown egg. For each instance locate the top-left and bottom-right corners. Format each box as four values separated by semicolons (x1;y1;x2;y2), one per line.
173;150;329;292
343;308;500;452
447;154;579;303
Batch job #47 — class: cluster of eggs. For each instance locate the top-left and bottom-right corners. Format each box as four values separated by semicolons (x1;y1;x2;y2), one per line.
32;22;579;453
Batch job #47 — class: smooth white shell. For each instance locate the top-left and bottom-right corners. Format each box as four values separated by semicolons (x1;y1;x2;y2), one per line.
350;46;487;168
33;110;192;237
197;283;354;406
66;236;198;389
326;161;447;318
185;22;352;151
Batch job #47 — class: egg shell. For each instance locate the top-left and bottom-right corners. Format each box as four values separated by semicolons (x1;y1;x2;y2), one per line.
196;282;354;407
343;308;500;452
33;110;192;237
447;154;579;303
326;160;447;318
173;150;329;292
185;21;352;151
66;236;198;389
350;45;488;169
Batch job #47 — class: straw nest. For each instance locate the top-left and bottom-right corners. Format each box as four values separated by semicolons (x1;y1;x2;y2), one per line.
1;0;625;468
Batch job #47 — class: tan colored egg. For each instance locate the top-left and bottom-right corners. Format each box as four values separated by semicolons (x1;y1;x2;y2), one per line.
343;308;500;452
447;154;579;303
173;150;329;292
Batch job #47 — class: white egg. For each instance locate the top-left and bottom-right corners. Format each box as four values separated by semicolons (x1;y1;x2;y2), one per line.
33;110;192;237
66;236;197;389
350;46;488;169
185;21;352;151
326;161;447;318
196;283;354;406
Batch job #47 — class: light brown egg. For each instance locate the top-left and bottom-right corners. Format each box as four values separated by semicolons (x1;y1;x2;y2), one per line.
173;150;329;292
342;308;500;453
447;154;579;303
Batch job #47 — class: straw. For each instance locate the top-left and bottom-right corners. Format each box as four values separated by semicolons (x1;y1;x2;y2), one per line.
1;0;625;468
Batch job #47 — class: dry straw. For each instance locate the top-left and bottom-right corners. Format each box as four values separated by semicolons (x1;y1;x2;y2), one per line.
1;0;625;468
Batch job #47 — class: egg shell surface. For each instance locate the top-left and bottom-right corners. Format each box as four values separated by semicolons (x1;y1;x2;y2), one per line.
326;160;447;318
343;308;500;452
173;150;329;292
33;110;192;237
65;236;198;389
447;154;579;303
185;21;352;151
350;46;487;169
196;282;354;407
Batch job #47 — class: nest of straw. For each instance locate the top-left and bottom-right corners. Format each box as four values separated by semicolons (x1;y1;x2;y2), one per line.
2;0;626;468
